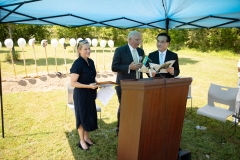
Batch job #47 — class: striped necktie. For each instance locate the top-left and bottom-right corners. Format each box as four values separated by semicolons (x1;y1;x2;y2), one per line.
132;49;139;79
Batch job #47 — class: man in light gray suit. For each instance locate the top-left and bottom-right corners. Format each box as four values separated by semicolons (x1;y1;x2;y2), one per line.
112;30;145;136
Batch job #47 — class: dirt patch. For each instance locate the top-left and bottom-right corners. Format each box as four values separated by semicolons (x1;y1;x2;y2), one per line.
1;72;117;93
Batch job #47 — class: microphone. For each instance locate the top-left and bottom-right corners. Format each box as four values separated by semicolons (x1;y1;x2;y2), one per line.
141;55;155;78
142;55;152;67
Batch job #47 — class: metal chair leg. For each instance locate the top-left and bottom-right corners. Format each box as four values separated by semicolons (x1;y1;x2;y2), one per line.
221;122;225;143
191;98;192;114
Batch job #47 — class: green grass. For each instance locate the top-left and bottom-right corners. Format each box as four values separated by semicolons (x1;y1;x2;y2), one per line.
0;45;240;160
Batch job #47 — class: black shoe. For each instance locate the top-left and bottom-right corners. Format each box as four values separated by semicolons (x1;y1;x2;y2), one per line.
85;141;94;146
116;128;119;136
78;142;89;151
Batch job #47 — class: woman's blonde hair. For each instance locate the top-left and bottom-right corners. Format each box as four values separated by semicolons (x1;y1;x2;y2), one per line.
76;39;89;57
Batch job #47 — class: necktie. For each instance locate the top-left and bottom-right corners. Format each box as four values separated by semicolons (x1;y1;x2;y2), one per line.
132;49;139;79
132;49;138;63
160;53;164;65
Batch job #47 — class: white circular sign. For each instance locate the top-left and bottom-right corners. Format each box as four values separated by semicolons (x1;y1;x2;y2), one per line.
100;40;106;48
4;39;13;49
51;39;58;48
69;38;76;47
108;40;114;48
59;38;65;46
17;38;26;48
92;39;98;47
28;38;36;47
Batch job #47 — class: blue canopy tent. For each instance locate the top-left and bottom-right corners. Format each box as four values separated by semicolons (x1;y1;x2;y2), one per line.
0;0;240;138
0;0;240;30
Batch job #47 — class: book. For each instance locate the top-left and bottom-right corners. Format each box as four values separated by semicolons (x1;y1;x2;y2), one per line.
96;81;118;87
139;60;175;73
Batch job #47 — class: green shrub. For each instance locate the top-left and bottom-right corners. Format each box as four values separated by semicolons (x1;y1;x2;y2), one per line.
5;49;20;61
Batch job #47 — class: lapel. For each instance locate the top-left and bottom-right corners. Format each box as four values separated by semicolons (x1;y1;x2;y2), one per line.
164;50;171;62
136;48;142;56
125;45;134;62
136;48;143;61
152;50;160;64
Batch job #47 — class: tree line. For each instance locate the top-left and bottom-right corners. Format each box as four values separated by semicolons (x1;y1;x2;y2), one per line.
0;24;240;53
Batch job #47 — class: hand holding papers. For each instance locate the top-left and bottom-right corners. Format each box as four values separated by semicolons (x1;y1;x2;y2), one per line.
96;81;117;106
139;60;175;73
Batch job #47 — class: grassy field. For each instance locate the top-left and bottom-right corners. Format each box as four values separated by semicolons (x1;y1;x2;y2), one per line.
0;44;240;160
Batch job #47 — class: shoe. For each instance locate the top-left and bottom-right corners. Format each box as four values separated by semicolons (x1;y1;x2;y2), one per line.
85;141;94;146
232;119;239;124
232;116;239;124
78;142;89;151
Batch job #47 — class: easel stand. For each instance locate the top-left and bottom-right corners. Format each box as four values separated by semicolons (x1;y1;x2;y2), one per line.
21;48;30;78
44;46;49;74
9;49;16;77
32;45;40;78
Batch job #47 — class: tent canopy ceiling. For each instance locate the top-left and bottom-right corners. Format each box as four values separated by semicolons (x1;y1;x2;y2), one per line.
0;0;240;29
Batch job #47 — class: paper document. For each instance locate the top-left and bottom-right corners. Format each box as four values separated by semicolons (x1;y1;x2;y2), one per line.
139;60;175;73
97;82;116;106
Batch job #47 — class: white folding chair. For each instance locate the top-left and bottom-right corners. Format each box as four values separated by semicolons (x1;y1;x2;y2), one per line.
66;81;75;112
197;83;239;140
66;81;101;119
187;85;192;113
197;83;238;122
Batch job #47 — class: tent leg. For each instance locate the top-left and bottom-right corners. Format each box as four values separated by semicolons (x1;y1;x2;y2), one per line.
0;61;4;138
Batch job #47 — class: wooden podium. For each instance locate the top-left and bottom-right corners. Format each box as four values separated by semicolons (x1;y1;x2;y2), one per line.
117;77;192;160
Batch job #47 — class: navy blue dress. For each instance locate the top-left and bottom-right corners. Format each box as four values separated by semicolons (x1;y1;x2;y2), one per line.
70;57;98;132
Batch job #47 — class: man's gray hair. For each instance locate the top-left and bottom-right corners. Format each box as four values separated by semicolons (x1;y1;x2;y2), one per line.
127;30;141;40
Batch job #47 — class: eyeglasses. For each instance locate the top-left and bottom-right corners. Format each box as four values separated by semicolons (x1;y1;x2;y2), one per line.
78;39;88;45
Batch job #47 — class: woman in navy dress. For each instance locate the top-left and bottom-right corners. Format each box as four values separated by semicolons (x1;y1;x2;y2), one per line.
70;39;99;150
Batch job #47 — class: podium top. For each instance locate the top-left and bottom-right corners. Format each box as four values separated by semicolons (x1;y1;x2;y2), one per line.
120;77;192;90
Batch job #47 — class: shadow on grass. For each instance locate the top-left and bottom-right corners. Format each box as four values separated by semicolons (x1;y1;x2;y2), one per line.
179;57;199;65
65;118;118;160
3;131;55;138
13;74;68;86
96;72;117;78
182;107;240;160
4;58;74;66
64;106;240;160
2;54;196;67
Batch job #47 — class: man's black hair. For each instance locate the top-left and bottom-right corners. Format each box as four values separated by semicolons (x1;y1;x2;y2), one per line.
156;33;171;42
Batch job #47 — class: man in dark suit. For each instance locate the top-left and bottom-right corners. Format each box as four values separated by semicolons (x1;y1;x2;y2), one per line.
112;30;145;136
148;33;180;78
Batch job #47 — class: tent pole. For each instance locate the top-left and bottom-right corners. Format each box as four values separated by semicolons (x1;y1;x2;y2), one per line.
0;61;4;138
165;18;169;34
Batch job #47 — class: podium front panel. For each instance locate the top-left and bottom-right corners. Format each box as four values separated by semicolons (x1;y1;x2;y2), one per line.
117;78;192;160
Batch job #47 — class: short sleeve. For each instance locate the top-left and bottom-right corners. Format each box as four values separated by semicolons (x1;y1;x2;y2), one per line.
70;59;82;74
